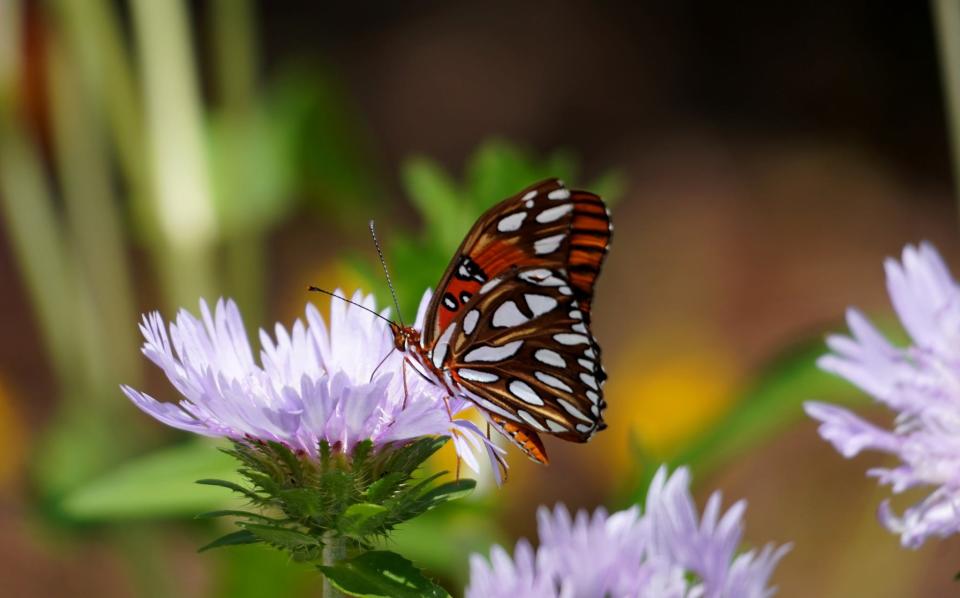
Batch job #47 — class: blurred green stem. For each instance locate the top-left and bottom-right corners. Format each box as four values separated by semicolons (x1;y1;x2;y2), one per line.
131;0;219;308
52;0;156;241
322;531;347;598
211;0;266;325
0;126;79;390
47;32;140;390
933;0;960;220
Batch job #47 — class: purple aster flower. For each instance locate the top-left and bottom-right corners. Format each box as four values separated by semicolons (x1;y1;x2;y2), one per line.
122;289;504;478
806;241;960;548
466;466;789;598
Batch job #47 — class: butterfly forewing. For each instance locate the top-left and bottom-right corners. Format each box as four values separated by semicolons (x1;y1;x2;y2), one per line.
441;267;607;444
422;179;611;347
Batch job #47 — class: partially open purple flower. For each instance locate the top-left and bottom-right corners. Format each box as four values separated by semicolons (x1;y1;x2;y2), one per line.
466;466;789;598
806;242;960;548
122;290;503;477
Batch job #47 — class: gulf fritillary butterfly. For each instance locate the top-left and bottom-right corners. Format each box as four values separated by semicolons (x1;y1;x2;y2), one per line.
390;178;612;465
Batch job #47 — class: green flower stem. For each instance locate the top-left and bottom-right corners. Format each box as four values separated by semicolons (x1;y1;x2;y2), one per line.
322;530;348;598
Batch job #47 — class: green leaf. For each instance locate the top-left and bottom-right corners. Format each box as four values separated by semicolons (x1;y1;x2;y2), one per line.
198;529;261;552
401;157;466;250
339;503;389;536
56;440;243;521
318;550;450;598
388;502;505;585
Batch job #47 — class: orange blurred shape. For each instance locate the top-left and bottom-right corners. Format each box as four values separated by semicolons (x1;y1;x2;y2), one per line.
598;344;741;471
0;374;27;489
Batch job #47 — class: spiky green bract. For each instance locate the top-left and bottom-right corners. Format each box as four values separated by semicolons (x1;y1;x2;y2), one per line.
196;436;475;565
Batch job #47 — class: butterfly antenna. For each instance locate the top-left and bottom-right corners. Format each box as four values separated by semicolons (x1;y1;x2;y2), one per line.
369;219;405;327
307;286;396;326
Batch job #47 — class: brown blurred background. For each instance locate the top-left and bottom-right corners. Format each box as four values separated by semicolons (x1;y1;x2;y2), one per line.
2;1;959;596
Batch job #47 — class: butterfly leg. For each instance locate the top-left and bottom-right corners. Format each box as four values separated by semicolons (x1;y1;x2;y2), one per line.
401;357;409;410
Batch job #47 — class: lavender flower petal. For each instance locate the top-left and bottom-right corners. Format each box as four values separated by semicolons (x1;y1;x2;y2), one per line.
806;241;960;547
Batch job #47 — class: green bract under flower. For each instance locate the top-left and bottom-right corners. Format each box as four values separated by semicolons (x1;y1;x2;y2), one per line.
198;437;474;562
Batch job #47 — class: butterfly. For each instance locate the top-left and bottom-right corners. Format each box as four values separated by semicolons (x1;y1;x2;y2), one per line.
390;179;612;465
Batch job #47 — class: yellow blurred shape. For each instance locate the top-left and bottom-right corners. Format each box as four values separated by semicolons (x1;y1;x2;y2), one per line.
601;346;740;469
0;374;26;488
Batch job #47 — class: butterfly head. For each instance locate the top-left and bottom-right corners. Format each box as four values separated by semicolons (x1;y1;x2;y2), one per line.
390;322;421;352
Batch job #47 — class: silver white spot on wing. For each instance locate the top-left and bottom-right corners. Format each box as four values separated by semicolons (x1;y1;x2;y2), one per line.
525;200;534;208
535;348;566;368
519;269;565;286
571;322;588;334
497;211;527;232
492;300;529;328
443;295;457;310
569;310;583;320
463;309;480;335
586;390;600;403
554;333;590;346
584;348;596;359
525;294;558;317
559;286;573;296
535;371;573;393
522;190;538;201
580;373;598;390
536;203;574;223
479;277;502;294
509;380;544;405
534;234;565;255
557;398;592;423
517;409;547;432
576;423;594;433
458;368;499;383
432;323;457;369
578;358;594;370
548;188;571;200
546;419;569;433
464;340;524;363
463;390;519;422
591;404;601;417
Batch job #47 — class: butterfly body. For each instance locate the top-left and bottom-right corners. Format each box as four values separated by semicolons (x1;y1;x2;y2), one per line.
396;179;612;465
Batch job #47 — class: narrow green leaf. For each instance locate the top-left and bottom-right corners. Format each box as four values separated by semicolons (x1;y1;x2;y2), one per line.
366;472;406;502
383;437;448;476
194;509;282;523
318;550;450;598
417;479;476;506
198;529;261;552
196;478;263;502
622;328;885;505
242;524;320;551
339;503;389;537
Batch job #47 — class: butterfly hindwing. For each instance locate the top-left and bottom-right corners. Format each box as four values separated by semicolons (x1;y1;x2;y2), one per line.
441;266;607;449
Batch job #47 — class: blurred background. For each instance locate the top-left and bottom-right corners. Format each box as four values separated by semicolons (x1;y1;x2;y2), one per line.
2;1;959;596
